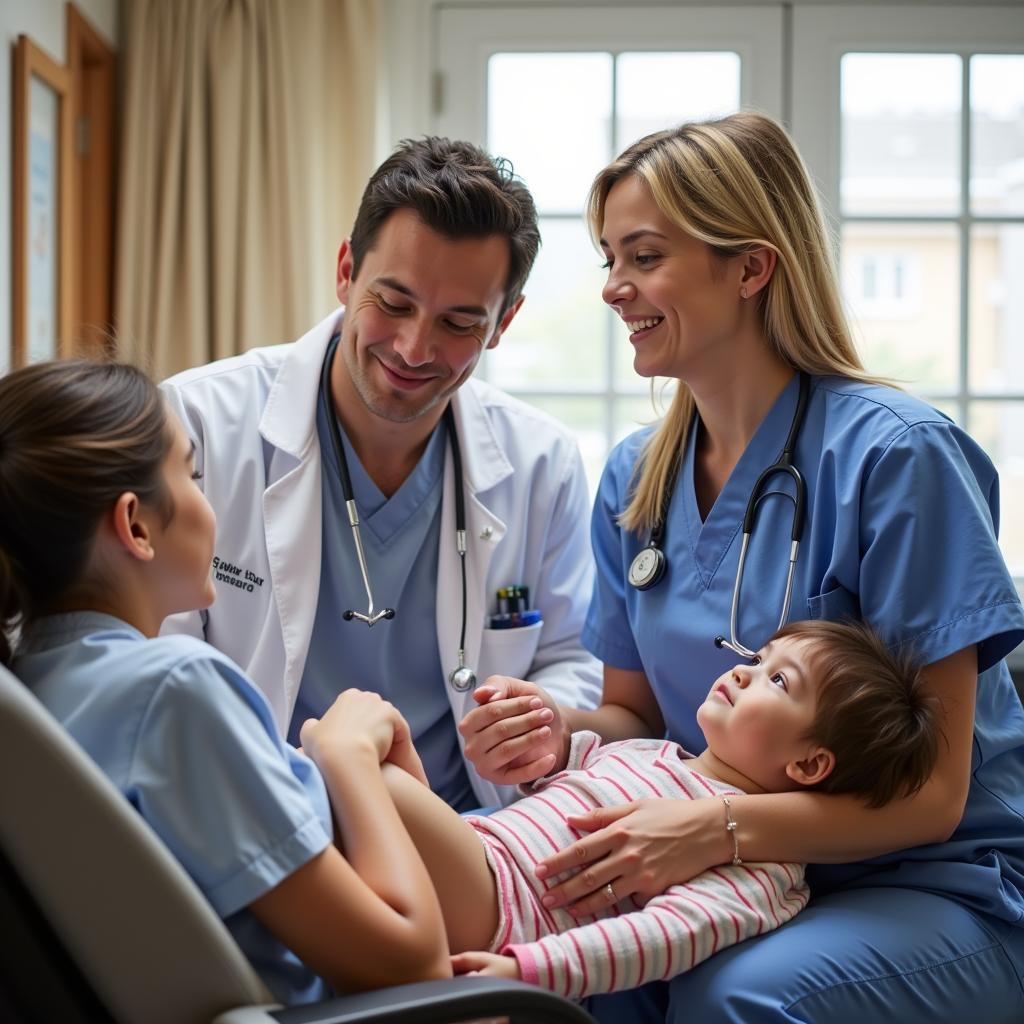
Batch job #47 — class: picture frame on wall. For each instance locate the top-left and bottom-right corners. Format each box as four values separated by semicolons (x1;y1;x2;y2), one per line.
12;35;73;368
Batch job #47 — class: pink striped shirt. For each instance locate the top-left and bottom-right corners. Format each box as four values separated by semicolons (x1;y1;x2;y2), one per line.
467;731;808;1000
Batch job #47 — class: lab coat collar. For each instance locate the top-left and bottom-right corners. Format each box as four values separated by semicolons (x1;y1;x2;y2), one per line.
447;377;514;497
259;308;342;459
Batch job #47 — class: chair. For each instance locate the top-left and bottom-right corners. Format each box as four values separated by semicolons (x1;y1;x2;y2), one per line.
0;662;593;1024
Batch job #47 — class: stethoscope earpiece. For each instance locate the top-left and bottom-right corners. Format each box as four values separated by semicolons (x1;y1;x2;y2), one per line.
714;635;750;658
343;608;395;627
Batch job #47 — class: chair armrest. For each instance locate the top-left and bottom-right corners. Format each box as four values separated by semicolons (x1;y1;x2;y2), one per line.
213;976;595;1024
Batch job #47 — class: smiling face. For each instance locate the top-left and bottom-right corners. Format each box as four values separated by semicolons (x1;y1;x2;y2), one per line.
599;174;747;380
334;208;521;425
696;635;833;794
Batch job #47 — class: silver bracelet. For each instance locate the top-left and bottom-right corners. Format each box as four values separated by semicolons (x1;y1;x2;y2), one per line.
721;795;742;866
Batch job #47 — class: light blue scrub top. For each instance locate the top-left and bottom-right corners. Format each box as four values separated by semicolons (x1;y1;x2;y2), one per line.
289;388;476;811
584;374;1024;922
13;612;334;1006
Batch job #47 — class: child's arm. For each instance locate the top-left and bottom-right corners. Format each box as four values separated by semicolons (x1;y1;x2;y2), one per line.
475;861;807;1000
249;690;450;992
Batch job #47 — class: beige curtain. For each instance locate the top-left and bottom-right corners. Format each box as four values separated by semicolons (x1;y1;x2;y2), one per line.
115;0;378;379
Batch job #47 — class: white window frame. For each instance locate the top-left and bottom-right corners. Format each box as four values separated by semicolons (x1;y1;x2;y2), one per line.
423;3;1024;656
432;4;784;460
435;5;784;140
791;8;1024;628
790;5;1024;413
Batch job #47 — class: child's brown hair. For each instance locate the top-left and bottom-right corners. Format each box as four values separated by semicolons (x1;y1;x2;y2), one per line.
775;620;940;808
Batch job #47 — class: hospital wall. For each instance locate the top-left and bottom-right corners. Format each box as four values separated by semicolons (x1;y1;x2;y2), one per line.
0;0;117;377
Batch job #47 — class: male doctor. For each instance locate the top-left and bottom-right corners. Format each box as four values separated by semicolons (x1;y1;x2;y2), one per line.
161;137;601;810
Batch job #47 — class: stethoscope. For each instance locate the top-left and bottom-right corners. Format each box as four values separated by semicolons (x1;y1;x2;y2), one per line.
628;372;811;660
319;333;478;692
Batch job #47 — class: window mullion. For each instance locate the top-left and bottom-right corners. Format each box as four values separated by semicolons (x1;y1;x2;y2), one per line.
959;53;971;426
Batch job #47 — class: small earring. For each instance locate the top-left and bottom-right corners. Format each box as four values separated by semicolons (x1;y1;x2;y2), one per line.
740;288;748;299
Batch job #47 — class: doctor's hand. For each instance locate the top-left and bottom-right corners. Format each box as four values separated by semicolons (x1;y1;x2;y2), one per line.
299;690;429;787
457;676;570;786
533;797;726;917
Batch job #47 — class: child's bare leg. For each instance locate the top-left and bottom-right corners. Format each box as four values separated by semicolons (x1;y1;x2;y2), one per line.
381;764;498;953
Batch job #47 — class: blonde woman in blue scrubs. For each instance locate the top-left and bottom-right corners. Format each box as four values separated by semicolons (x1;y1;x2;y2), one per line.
459;113;1024;1022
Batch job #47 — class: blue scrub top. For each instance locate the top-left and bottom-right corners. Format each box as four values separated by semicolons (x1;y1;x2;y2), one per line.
584;374;1024;922
290;388;475;811
14;612;334;1006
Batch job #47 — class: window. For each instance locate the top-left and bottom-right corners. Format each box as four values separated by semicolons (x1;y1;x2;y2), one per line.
435;6;783;488
787;6;1024;584
844;249;920;316
484;49;741;485
432;4;1024;584
833;48;1024;576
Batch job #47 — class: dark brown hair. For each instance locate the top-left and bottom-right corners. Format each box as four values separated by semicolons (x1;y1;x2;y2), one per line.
775;619;940;808
349;137;540;315
0;360;173;665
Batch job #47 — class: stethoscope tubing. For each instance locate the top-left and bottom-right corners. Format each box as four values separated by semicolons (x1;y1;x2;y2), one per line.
319;334;476;689
626;372;812;659
720;372;810;657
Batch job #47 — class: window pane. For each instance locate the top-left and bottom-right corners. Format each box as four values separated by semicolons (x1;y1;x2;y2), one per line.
969;223;1024;394
614;392;671;446
616;52;740;147
512;395;606;493
486;217;607;390
841;222;959;391
488;53;612;214
841;54;961;215
969;402;1024;576
930;398;960;425
971;55;1024;215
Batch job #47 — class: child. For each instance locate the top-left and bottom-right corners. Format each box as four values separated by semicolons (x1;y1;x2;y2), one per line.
0;360;449;1005
365;617;939;1000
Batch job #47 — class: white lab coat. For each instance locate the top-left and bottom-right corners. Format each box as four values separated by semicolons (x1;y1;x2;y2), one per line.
161;309;603;807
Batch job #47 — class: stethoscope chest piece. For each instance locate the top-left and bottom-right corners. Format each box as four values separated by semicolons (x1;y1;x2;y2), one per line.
628;546;666;591
448;665;477;692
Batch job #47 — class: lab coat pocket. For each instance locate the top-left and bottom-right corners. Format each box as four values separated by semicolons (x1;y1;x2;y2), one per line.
806;584;861;624
477;620;544;684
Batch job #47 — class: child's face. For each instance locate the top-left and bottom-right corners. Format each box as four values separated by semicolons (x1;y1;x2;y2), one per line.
149;412;217;616
696;635;828;793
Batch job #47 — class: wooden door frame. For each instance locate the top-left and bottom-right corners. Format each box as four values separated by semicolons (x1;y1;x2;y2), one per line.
66;2;117;356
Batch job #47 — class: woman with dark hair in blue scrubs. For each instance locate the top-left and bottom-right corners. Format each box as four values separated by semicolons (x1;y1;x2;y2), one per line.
459;112;1024;1022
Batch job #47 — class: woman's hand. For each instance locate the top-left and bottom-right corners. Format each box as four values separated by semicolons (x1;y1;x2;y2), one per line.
451;951;522;981
300;689;429;786
458;676;570;785
534;797;728;917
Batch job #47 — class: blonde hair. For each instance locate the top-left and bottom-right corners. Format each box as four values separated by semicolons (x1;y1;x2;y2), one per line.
588;112;879;534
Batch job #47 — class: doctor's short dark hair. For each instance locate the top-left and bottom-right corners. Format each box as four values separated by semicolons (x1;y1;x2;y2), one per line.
349;136;540;316
775;619;940;808
0;360;173;666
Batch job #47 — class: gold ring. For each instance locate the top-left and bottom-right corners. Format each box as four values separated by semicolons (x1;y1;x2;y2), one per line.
604;882;617;904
